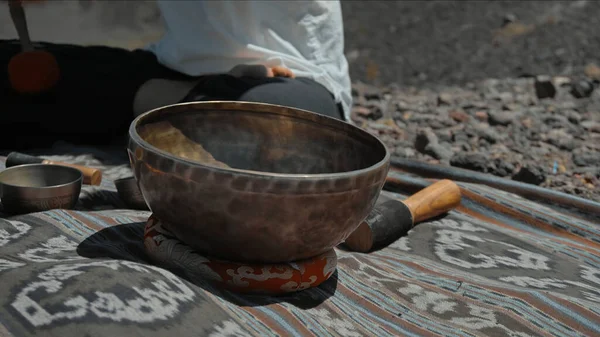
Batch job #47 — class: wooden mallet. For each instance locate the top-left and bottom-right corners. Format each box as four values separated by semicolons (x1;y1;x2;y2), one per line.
5;152;103;186
344;179;461;252
7;0;60;94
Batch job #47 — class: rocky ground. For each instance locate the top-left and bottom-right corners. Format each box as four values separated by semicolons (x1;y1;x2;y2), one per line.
342;1;600;202
350;75;600;202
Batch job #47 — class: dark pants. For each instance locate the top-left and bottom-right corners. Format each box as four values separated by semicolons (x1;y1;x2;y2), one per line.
0;40;343;150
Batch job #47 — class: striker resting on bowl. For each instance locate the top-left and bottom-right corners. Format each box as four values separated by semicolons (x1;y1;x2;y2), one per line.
127;101;390;263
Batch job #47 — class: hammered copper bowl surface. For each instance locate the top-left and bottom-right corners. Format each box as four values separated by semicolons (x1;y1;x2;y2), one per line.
0;164;82;215
127;101;390;263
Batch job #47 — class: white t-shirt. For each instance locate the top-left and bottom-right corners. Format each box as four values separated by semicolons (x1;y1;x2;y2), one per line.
146;0;352;121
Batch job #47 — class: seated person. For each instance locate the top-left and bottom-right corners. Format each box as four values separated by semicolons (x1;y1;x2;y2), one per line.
0;0;352;149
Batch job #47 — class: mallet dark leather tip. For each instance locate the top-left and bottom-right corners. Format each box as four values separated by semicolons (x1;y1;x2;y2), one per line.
5;152;43;167
344;179;461;253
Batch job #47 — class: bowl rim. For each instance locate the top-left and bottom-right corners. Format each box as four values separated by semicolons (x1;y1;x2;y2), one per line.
113;176;136;184
0;163;83;190
128;100;391;180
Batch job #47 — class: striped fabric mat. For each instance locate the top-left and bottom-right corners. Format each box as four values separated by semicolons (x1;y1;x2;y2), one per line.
0;147;598;337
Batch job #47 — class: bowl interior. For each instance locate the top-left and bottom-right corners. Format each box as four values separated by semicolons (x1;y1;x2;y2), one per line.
0;164;82;188
135;103;388;175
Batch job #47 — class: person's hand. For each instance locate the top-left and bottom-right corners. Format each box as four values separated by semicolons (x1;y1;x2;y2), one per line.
267;66;295;78
228;64;295;79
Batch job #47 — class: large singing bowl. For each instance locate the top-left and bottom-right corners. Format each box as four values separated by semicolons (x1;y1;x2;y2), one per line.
127;101;390;263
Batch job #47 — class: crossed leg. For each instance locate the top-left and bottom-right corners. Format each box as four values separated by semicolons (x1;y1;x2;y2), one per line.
0;41;343;150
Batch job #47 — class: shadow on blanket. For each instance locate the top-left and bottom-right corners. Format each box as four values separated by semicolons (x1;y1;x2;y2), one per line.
76;222;338;309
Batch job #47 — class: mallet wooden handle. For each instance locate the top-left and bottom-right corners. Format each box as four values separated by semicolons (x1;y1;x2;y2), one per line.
344;179;461;253
5;152;103;186
8;0;34;52
403;179;462;223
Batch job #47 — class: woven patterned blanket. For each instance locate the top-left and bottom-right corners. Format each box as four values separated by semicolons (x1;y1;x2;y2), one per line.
0;143;598;337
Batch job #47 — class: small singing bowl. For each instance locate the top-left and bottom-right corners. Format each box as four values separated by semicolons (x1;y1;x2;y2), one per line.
128;101;390;263
114;176;149;210
0;164;82;215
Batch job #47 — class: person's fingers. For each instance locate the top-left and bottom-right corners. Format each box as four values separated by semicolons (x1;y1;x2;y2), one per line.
265;67;275;78
270;66;295;78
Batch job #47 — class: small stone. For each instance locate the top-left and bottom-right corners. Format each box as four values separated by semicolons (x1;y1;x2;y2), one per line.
488;110;515;126
516;93;537;106
521;117;533;129
527;129;542;141
581;120;600;133
364;89;382;101
452;131;469;143
542;114;571;129
498;92;514;103
352;106;372;118
450;152;489;172
462;101;489;110
584;63;600;81
491;158;516;177
502;103;521;111
475;111;489;121
534;75;556;99
464;127;478;138
435;129;453;143
530;145;551;156
395;119;407;128
489;143;511;155
369;119;403;136
449;110;470;123
395;101;410;111
518;72;536;79
513;166;546;185
409;114;438;126
570;79;594;98
366;101;385;118
558;163;567;174
394;147;416;158
502;13;518;26
476;126;500;144
352;82;381;100
437;93;453;106
565;110;582;124
573;152;600;167
428;119;455;130
546;129;575;150
527;106;547;114
553;76;571;87
494;22;534;40
425;143;454;160
558;101;578;110
573;166;600;176
415;128;439;153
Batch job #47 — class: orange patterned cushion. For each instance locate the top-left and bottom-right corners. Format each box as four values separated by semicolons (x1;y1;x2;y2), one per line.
143;214;337;294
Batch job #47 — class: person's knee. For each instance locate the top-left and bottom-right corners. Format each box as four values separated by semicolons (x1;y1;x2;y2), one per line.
239;79;342;120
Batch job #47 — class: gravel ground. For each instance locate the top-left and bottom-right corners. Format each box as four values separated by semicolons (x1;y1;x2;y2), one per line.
1;1;599;202
342;0;599;87
351;76;600;202
342;0;600;203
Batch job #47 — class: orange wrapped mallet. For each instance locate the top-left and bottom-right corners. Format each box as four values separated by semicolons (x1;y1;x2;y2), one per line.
7;0;60;94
